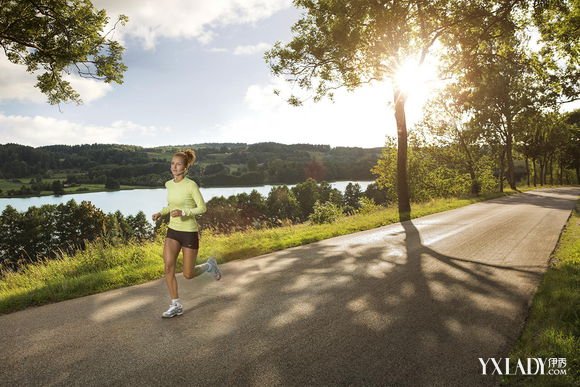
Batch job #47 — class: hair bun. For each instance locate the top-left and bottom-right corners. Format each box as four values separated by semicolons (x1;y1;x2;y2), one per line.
174;149;197;169
183;149;196;167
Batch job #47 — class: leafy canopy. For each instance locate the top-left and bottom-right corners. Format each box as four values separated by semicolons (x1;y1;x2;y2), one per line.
0;0;128;104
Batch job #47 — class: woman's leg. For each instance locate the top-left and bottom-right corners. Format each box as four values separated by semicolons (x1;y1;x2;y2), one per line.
163;237;182;299
183;248;212;279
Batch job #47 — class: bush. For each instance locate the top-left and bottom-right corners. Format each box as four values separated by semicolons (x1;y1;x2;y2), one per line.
358;197;382;214
308;201;343;224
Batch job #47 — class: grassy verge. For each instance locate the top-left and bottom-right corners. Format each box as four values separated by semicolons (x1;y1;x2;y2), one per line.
0;190;527;314
503;201;579;386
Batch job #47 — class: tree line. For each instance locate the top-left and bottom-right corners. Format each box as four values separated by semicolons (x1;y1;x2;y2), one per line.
0;200;152;271
196;179;387;234
0;180;384;272
373;109;579;202
0;142;380;197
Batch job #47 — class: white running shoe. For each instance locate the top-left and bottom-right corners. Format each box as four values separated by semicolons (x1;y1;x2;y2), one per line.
207;257;222;281
162;303;183;318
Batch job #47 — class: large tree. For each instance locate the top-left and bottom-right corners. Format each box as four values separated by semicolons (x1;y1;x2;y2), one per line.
455;36;544;190
0;0;127;104
417;89;486;195
532;0;580;105
265;0;524;220
441;0;578;191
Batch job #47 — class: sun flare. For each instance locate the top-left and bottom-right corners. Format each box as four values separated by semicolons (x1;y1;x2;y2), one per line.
393;57;438;99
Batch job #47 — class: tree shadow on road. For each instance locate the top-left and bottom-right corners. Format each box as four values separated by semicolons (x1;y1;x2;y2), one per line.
480;188;579;211
176;219;546;386
6;190;574;385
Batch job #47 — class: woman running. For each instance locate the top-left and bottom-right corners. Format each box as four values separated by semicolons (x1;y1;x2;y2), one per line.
152;149;221;318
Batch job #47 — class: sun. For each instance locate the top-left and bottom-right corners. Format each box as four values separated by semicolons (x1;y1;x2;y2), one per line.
389;55;443;127
393;56;439;99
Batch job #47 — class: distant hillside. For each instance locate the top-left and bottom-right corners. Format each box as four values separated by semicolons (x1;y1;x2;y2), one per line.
0;142;380;195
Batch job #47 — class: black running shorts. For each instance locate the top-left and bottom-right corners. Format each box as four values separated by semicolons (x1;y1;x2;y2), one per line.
166;228;199;249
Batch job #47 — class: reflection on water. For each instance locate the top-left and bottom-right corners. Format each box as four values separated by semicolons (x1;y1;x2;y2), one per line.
0;181;373;220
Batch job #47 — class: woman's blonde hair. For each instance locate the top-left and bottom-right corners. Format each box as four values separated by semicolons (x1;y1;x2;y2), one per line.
174;149;196;169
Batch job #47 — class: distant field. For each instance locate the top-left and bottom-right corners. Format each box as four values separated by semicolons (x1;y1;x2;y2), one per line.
0;179;26;192
0;179;149;198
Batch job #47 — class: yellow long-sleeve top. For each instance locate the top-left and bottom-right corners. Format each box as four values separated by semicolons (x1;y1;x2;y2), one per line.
159;177;206;232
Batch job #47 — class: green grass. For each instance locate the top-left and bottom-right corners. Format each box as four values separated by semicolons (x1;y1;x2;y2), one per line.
0;179;152;198
503;202;579;386
0;191;512;314
0;179;27;192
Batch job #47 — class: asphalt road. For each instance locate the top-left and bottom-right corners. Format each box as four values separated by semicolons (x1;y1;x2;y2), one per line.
0;188;578;386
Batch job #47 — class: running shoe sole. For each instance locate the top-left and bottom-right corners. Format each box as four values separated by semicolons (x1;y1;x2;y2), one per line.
162;307;183;318
208;257;222;281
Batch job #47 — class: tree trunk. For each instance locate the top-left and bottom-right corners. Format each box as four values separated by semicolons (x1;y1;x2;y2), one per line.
549;156;553;185
525;157;530;187
545;158;548;185
539;158;545;186
394;89;411;221
532;158;537;187
505;132;516;190
499;148;505;193
576;165;579;185
469;169;479;195
458;131;479;195
559;157;563;185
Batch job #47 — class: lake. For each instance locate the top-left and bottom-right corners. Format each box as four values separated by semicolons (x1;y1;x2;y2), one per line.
0;181;373;220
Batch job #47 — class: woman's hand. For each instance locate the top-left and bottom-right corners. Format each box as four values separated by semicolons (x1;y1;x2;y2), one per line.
170;209;184;218
152;212;161;221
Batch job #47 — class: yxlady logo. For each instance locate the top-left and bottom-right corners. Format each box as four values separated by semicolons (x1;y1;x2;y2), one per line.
479;358;568;376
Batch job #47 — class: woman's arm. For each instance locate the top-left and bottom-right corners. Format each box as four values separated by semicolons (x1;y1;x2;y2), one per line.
181;182;206;216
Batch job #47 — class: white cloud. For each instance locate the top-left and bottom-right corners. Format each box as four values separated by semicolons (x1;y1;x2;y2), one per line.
0;56;45;104
65;75;113;103
211;77;435;148
0;55;113;104
94;0;292;50
0;114;170;147
234;42;271;55
213;79;393;148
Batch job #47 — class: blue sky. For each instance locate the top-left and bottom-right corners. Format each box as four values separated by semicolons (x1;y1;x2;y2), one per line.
0;1;418;148
3;0;538;149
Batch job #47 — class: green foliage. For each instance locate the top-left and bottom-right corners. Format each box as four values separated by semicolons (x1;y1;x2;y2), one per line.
358;197;381;215
198;196;243;234
364;182;388;205
344;182;362;209
199;181;351;232
105;176;120;190
505;203;580;386
308;201;343;224
127;212;152;241
0;143;380;195
0;0;128;104
372;135;497;202
291;178;321;220
265;0;470;104
532;0;580;102
204;163;226;175
247;156;258;171
266;186;301;222
51;180;64;195
0;201;154;272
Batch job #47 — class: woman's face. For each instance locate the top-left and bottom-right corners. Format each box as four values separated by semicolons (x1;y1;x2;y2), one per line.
171;156;186;177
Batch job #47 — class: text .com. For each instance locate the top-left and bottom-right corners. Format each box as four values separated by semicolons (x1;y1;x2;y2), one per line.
479;358;568;376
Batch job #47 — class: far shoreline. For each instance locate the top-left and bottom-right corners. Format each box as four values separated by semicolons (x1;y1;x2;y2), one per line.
0;179;375;200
